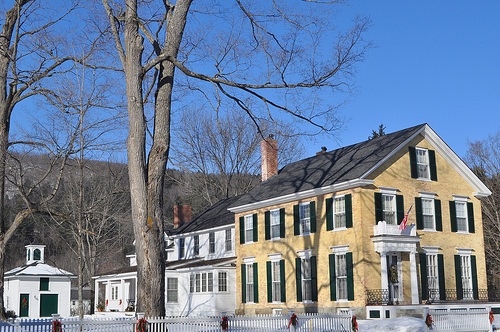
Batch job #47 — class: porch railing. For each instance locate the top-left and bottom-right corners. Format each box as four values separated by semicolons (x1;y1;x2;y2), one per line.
366;288;493;305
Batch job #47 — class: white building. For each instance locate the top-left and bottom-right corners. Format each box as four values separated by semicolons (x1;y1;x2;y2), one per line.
4;245;75;318
94;196;238;316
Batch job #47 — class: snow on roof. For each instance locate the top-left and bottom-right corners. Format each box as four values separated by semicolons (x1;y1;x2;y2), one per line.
5;262;74;278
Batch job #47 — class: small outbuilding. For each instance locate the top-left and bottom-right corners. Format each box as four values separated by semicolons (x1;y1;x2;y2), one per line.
4;245;75;318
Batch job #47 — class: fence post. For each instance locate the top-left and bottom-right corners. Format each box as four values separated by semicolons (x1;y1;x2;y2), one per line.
288;312;298;332
52;314;62;332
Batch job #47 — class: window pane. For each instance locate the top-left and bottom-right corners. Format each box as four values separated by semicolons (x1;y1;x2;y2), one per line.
271;210;281;238
209;232;215;254
245;215;253;242
334;197;346;228
302;258;312;301
336;255;347;300
225;229;232;252
167;278;178;303
246;264;254;302
218;272;228;292
300;203;311;234
272;261;281;302
383;195;396;224
422;199;435;229
456;202;468;232
416;148;430;179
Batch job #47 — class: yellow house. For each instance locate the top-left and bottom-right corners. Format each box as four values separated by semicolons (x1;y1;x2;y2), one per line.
228;124;491;318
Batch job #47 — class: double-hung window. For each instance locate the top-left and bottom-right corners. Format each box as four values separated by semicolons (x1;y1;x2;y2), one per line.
190;272;213;293
422;198;435;230
301;258;312;301
460;255;473;299
271;261;281;302
455;201;468;232
193;235;200;256
225;229;232;252
246;264;255;303
426;254;439;301
416;148;430;179
218;272;228;292
334;196;346;229
270;209;281;239
382;194;396;225
300;203;311;235
166;278;178;303
178;238;185;259
209;232;215;254
335;254;348;300
245;215;254;242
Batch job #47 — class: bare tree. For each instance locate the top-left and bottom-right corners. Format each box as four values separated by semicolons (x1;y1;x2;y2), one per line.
465;131;500;290
100;0;370;315
171;107;303;211
0;0;103;319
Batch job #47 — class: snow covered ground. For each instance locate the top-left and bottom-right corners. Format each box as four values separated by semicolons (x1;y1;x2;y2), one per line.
358;317;428;332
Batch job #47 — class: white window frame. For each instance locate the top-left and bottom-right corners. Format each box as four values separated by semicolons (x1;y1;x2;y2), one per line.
111;285;119;300
270;209;281;239
415;147;430;180
166;277;178;303
218;271;228;292
271;260;281;302
225;229;232;252
209;232;215;254
190;272;214;293
382;193;396;225
299;202;311;235
245;214;254;243
422;197;436;230
246;263;255;303
455;200;468;233
336;254;348;301
333;195;346;229
178;238;185;259
426;254;439;301
193;235;200;256
301;257;312;302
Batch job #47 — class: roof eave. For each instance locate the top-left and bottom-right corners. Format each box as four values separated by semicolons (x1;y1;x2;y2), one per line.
228;179;374;214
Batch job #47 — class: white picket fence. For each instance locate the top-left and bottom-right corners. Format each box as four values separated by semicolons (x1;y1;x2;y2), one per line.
0;314;354;332
426;308;493;332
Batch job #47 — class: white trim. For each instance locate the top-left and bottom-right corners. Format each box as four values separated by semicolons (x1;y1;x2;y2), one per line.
330;245;349;254
379;187;399;195
268;253;282;261
297;249;313;259
243;257;256;264
170;224;233;238
452;195;469;202
456;248;474;255
361;124;491;198
228;179;374;213
421;246;441;254
419;192;437;198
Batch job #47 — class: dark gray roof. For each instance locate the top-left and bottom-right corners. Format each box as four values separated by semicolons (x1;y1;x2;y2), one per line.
231;124;426;207
173;195;241;235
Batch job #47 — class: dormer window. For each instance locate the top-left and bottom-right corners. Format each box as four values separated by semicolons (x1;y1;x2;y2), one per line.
409;147;437;181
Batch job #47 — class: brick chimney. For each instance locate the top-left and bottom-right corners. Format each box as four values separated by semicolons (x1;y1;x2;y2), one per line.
173;205;192;229
261;134;278;181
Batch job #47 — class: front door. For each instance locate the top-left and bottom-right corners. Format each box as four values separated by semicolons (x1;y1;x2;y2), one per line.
387;253;401;304
19;294;29;317
40;294;58;317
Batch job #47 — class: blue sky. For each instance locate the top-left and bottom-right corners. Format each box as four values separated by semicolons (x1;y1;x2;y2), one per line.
309;1;500;159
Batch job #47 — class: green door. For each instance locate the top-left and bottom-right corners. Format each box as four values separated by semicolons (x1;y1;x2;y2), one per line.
19;294;29;317
40;294;58;317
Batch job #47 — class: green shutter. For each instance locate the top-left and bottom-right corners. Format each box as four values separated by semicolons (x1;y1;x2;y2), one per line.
435;199;443;231
253;262;259;303
265;211;271;240
455;255;463;300
253;214;258;242
415;197;423;230
374;193;383;224
40;277;49;291
467;202;475;233
293;205;300;235
326;198;333;231
419;253;428;300
429;150;438;181
438;254;446;300
296;258;302;302
310;201;317;233
266;261;272;303
280;260;286;302
409;147;418;178
471;255;478;300
241;264;247;303
346;252;354;301
329;254;336;301
280;208;286;238
450;201;457;232
239;216;245;244
311;256;318;301
396;195;404;225
345;194;353;228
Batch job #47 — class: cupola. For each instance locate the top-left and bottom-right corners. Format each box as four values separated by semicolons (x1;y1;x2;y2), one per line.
26;244;45;264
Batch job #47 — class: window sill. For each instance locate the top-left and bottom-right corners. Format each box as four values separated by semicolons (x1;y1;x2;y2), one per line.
423;228;437;232
332;227;347;232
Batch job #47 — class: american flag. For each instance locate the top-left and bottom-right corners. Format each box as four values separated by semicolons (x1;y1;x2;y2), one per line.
399;204;414;230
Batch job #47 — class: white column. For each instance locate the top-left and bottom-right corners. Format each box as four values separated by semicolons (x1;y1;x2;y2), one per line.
380;252;388;291
121;279;126;311
410;250;419;304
